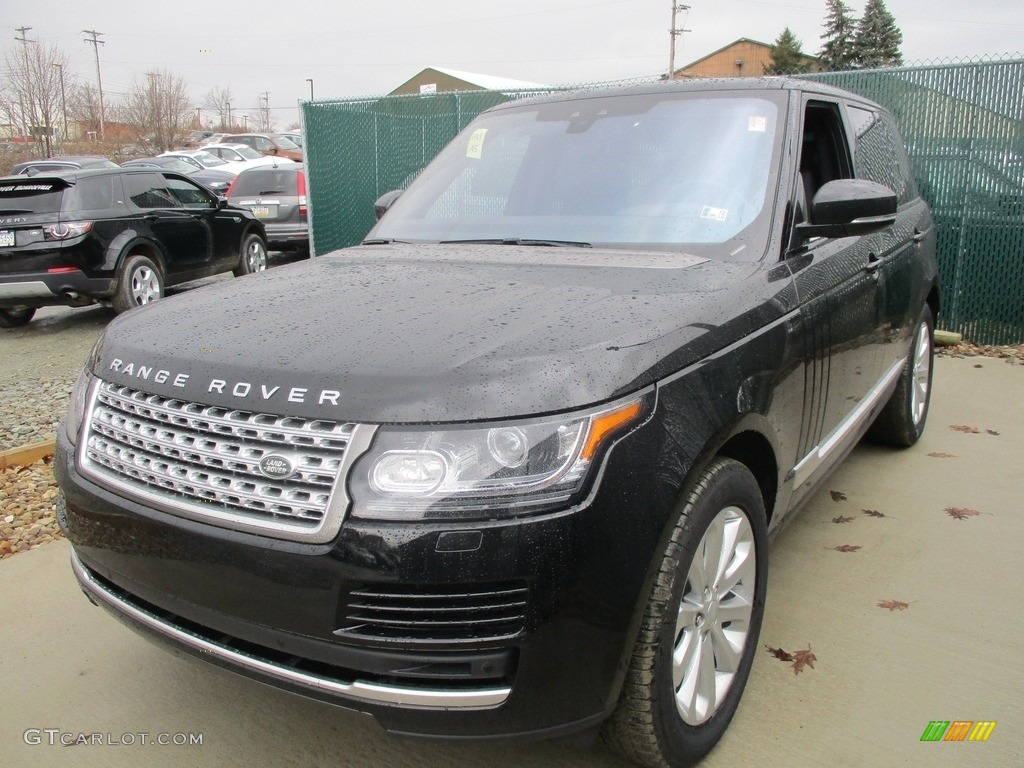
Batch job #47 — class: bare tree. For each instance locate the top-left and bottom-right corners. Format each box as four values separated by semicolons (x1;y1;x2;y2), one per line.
67;83;105;139
1;42;73;154
202;86;233;131
122;69;193;151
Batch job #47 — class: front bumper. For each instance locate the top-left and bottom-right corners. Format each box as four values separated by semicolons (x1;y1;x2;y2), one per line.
0;270;115;308
55;420;672;738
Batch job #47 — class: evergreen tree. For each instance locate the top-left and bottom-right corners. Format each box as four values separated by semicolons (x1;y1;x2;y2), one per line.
819;0;857;71
853;0;904;69
765;27;811;75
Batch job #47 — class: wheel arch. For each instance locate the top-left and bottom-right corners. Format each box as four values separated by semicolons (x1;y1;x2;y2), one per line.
115;238;168;279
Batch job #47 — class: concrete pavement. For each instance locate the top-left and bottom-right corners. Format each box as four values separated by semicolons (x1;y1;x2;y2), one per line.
1;355;1020;767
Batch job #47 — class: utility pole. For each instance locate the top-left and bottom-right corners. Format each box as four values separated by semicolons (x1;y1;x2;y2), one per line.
260;91;270;131
14;27;35;139
53;63;68;142
668;4;691;79
226;101;232;130
306;78;314;101
147;71;162;148
83;30;106;141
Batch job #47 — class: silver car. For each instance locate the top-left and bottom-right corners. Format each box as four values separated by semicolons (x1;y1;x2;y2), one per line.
226;163;309;253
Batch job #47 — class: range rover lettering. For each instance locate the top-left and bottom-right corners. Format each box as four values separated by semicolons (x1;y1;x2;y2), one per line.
57;79;938;767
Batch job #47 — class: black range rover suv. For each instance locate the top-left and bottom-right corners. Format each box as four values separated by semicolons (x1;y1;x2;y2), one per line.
57;79;938;767
0;168;268;327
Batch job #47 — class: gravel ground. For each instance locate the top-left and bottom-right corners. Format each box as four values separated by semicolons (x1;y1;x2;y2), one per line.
0;457;62;560
0;368;78;451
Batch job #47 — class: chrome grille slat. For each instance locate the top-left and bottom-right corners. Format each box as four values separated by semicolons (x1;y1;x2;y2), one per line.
337;582;529;643
80;380;361;540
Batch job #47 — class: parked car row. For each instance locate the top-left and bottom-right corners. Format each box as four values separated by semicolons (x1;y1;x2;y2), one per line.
0;166;272;327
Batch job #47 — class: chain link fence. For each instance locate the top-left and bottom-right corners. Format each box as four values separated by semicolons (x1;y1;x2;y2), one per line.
302;55;1024;344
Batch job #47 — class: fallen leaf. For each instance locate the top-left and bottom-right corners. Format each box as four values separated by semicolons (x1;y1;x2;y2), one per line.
862;509;886;518
949;424;980;434
928;452;956;458
832;515;854;524
765;644;793;662
973;364;983;368
986;429;1000;436
790;648;817;675
877;599;910;611
829;544;862;552
829;490;847;502
945;507;981;520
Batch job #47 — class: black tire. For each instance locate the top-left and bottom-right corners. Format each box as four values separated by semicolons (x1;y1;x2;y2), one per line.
112;254;164;315
234;232;268;276
868;304;934;447
603;457;768;768
0;307;36;328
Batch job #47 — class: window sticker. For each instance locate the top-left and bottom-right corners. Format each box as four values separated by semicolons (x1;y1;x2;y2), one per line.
748;116;768;133
467;128;488;159
700;206;729;222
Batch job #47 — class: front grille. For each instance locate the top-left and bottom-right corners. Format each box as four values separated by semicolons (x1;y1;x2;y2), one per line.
337;581;529;644
80;380;361;542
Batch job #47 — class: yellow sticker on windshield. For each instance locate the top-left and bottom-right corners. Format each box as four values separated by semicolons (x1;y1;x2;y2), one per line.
467;128;488;159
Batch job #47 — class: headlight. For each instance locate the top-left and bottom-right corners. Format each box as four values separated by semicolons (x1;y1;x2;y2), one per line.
350;394;651;521
65;368;93;446
65;335;104;446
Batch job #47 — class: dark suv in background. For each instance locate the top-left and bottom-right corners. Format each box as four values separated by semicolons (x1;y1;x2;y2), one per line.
0;168;268;327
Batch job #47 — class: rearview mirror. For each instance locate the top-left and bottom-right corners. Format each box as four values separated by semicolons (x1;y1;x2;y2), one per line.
797;179;897;239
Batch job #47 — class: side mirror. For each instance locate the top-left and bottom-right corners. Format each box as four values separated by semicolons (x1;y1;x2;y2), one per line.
797;179;897;239
374;189;403;221
218;197;229;209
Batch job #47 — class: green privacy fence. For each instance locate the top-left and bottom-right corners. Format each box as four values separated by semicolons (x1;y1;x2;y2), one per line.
302;56;1024;344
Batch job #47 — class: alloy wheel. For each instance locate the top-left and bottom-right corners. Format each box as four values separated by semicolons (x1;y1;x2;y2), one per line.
673;506;756;726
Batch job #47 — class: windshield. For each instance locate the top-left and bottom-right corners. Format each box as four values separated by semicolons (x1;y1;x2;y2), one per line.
273;135;299;149
371;91;784;258
189;151;227;168
232;145;264;160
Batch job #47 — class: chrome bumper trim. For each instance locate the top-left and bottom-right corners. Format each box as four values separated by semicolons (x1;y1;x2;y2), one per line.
70;551;511;709
0;281;55;299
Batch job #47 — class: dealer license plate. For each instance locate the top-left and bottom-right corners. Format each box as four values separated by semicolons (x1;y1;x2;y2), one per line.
251;206;276;219
0;230;14;247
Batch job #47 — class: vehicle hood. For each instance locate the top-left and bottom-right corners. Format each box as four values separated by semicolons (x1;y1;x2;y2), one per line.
93;243;795;423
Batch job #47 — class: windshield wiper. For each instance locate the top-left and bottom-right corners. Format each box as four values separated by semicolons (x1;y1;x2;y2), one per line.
258;189;285;195
439;238;592;248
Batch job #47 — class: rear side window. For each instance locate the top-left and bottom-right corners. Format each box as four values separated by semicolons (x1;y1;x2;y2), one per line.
0;179;67;214
848;105;917;204
124;173;181;209
62;175;116;213
229;169;298;197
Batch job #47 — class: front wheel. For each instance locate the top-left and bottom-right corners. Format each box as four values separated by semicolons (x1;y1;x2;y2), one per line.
0;306;36;328
603;457;768;768
868;304;934;447
234;233;268;276
112;254;164;314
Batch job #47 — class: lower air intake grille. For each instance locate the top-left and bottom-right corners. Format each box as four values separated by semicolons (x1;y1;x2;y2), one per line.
337;581;529;644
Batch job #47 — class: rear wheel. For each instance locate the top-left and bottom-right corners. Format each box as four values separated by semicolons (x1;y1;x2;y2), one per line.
234;233;268;276
603;457;768;768
869;304;934;447
0;306;36;328
112;254;164;314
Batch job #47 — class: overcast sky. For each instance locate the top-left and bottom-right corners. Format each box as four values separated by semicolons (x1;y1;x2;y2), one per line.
3;0;1023;130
